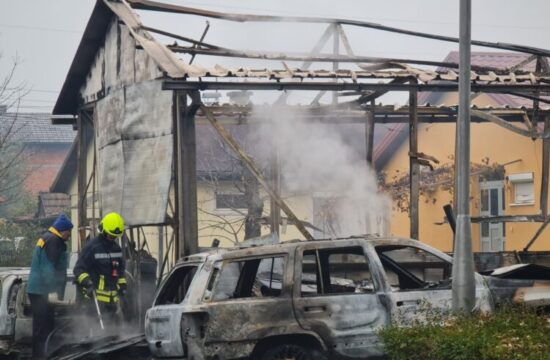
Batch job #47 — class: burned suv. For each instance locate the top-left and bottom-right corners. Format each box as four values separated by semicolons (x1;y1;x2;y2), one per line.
145;236;508;359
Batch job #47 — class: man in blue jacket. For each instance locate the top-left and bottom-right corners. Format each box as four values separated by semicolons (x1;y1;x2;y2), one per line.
27;214;73;360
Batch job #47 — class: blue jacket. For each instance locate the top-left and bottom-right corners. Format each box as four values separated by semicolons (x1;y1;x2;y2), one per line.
27;227;68;297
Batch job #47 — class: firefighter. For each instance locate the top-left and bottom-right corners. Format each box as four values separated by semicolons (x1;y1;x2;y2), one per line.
73;212;127;326
27;213;73;360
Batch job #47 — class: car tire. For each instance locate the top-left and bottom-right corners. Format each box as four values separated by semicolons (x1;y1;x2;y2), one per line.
260;343;326;360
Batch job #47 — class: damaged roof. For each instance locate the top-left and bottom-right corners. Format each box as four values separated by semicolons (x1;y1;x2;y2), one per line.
54;0;550;115
374;51;550;169
0;112;75;144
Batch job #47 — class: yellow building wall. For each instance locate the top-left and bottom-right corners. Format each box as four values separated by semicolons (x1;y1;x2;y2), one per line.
196;181;312;247
384;93;548;252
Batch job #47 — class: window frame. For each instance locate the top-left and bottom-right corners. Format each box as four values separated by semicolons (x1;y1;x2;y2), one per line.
214;191;248;211
155;264;199;305
299;245;377;297
508;172;535;206
205;254;288;303
374;245;453;292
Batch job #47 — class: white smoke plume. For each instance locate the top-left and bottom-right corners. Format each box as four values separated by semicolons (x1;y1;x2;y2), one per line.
251;104;391;239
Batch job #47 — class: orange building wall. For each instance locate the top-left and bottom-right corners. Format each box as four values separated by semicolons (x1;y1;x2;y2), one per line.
383;93;548;252
22;144;72;195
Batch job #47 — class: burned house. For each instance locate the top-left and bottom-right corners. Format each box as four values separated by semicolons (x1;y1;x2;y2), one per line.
50;0;550;281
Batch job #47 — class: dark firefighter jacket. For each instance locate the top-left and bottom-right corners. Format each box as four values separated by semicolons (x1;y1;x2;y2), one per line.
73;234;126;303
27;227;68;297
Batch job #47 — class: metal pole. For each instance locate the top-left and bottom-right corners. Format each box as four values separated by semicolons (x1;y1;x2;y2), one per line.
452;0;476;312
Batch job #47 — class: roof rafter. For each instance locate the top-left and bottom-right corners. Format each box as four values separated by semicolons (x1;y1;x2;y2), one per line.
127;0;550;58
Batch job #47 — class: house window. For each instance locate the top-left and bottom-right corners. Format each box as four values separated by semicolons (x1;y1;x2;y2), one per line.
508;173;535;205
215;192;247;210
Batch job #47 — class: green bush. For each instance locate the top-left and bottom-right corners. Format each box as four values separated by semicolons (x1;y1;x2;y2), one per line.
379;306;550;360
0;220;45;267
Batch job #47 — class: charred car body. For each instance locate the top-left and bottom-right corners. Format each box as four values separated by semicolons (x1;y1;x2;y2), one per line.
0;268;81;356
145;237;550;360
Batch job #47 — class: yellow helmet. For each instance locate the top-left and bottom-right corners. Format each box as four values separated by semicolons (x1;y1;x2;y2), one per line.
99;212;125;237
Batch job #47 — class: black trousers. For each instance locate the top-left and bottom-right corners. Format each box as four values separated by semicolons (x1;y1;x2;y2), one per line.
28;293;54;359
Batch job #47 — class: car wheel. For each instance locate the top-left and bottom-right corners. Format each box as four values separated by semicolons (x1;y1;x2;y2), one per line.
260;344;324;360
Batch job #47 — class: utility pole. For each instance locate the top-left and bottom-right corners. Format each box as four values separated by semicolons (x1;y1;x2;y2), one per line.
452;0;476;311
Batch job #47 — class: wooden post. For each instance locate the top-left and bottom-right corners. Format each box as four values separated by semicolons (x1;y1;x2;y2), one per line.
532;58;542;131
409;83;419;240
175;91;200;258
365;100;376;167
270;139;281;235
541;115;550;217
77;111;88;250
332;24;339;105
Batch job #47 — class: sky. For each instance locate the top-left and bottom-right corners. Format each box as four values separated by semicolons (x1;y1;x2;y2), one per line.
1;0;550;112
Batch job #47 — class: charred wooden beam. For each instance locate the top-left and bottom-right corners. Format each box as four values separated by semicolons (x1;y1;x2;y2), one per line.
277;24;335;105
541;115;550;217
508;54;538;73
470;110;550;138
127;0;550;57
409;83;419;240
471;214;546;223
142;25;218;50
175;91;200;257
163;80;550;93
365;100;375;167
269;143;281;236
76;111;88;251
523;219;550;251
167;45;506;72
189;21;211;65
533;57;543;131
332;24;340;105
504;92;550;105
200;105;315;240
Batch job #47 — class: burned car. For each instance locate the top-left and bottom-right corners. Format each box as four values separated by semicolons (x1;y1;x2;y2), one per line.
145;237;548;360
0;268;80;356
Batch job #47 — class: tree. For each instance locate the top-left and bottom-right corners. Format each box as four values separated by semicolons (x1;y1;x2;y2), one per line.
379;157;505;212
197;125;268;245
0;54;31;217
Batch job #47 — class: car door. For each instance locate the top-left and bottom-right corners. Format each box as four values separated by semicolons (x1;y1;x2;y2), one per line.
293;241;388;358
145;263;201;358
371;242;490;325
201;254;299;358
0;274;22;340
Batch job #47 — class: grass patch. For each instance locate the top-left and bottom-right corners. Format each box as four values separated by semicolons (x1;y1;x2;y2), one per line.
379;306;550;360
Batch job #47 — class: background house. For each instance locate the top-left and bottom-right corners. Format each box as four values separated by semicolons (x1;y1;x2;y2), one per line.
0;111;73;219
380;51;550;253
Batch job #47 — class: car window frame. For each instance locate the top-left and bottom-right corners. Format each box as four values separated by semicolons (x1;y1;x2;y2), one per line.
297;243;378;298
374;244;453;292
204;253;288;303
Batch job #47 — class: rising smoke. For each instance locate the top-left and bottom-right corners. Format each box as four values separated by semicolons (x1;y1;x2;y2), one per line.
251;104;390;239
